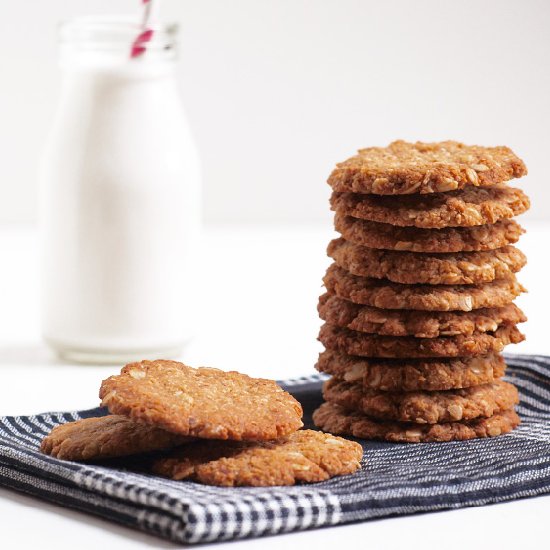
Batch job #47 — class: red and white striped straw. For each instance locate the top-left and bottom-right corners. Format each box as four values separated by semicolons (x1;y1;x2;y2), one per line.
131;0;158;58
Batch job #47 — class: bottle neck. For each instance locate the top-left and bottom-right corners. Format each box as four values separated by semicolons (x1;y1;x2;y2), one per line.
58;16;178;69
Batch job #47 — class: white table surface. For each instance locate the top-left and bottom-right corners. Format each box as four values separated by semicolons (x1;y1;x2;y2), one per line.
0;222;549;549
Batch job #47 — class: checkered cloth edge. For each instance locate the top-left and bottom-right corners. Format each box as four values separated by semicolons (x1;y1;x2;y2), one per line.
0;354;549;544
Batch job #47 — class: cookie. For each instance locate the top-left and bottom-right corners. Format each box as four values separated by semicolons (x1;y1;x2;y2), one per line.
327;238;526;285
318;323;524;358
316;351;507;391
334;213;523;253
323;264;525;312
152;430;363;487
318;293;526;338
40;415;190;461
330;186;530;228
100;361;303;441
313;402;520;442
323;378;519;424
327;140;527;195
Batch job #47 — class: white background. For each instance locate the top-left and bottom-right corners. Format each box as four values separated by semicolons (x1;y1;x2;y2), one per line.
0;0;549;224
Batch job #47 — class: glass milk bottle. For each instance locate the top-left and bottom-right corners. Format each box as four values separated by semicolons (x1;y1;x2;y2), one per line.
39;17;201;363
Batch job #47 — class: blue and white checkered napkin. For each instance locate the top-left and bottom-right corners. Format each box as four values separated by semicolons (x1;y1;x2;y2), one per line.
1;354;549;544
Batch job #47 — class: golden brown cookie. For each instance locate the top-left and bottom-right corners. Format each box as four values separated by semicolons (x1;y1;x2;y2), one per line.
152;430;363;487
40;415;190;461
328;141;527;195
327;238;526;285
323;264;525;312
318;293;526;338
316;350;507;391
318;323;524;359
330;186;530;228
334;213;523;253
323;378;519;424
313;402;520;442
99;361;303;441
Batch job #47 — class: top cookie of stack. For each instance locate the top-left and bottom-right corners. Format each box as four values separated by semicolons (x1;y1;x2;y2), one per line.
313;140;530;443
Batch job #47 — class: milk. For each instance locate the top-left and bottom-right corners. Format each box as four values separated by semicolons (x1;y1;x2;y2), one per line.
39;19;201;363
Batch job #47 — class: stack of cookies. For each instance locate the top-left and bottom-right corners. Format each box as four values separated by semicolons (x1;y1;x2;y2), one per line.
41;360;363;486
313;141;530;443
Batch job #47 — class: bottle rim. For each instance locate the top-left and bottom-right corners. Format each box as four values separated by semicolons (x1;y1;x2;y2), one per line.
58;15;178;55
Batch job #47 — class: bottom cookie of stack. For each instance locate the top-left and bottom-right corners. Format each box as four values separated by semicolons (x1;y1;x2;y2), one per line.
313;402;520;443
313;359;520;442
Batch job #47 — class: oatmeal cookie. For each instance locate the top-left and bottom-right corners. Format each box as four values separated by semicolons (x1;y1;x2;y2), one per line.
100;361;303;441
323;378;519;424
318;293;526;337
323;264;525;311
328;141;527;195
330;186;530;228
318;323;524;358
152;429;362;486
40;415;190;461
327;238;526;285
316;351;507;391
334;213;523;253
313;402;520;442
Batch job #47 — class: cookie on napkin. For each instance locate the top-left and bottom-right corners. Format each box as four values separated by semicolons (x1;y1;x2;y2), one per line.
99;360;304;441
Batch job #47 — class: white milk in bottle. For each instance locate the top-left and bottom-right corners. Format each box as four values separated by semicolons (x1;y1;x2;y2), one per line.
39;17;201;363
